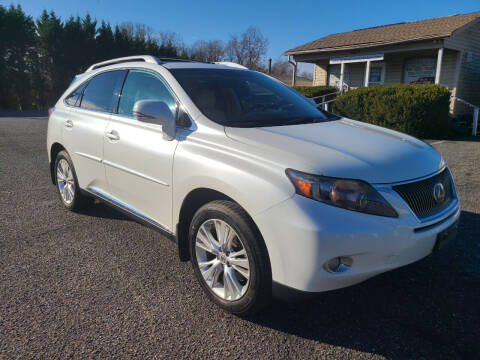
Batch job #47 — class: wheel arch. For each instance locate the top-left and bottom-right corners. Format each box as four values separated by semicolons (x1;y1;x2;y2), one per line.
176;187;266;264
50;142;66;184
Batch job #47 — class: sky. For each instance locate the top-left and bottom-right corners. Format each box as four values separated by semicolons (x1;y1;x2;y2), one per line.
4;0;479;74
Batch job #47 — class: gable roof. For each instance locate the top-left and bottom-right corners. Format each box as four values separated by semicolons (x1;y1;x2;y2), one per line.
285;11;480;55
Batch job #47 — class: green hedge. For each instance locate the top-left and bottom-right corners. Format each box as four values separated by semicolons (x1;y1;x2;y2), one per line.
331;84;451;138
293;85;337;98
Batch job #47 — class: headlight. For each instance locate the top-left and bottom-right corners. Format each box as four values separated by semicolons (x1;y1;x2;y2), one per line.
286;169;398;217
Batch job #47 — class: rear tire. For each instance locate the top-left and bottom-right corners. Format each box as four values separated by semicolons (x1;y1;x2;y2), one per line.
54;150;88;212
189;200;271;315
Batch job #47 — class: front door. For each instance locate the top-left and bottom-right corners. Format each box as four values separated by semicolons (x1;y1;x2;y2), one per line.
103;69;178;231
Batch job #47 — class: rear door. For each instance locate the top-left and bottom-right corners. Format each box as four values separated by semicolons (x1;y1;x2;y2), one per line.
63;70;127;192
103;69;179;231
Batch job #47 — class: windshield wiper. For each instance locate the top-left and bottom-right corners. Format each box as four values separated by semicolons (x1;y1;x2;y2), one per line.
225;115;333;128
225;120;273;128
283;117;324;126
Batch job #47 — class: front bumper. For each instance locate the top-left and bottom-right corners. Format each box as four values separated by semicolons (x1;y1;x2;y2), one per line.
254;191;460;293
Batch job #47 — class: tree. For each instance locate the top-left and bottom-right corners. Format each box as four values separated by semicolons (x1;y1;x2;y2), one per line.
35;10;65;107
0;7;231;109
157;31;183;48
0;5;36;109
270;58;290;77
190;40;224;62
95;21;115;63
299;70;313;80
118;21;134;39
119;21;154;42
135;23;154;41
225;27;268;70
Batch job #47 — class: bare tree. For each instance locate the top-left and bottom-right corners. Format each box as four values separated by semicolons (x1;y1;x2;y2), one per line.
299;70;313;80
270;58;290;77
190;40;224;62
157;31;185;48
224;27;268;70
119;21;134;38
119;21;154;41
135;23;154;41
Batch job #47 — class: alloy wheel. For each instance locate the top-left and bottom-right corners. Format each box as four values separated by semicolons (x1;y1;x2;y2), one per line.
195;219;250;301
56;158;75;204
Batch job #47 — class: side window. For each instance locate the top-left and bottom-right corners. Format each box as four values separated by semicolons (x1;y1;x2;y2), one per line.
80;70;127;112
118;70;176;118
65;82;88;107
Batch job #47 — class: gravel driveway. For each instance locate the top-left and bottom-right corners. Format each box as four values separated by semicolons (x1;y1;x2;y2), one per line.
1;116;479;359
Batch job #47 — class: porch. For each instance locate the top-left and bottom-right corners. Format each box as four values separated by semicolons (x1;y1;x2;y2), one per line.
305;46;460;93
293;43;472;118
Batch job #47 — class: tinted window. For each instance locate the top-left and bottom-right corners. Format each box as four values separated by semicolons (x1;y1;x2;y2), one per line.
65;82;88;107
81;70;126;112
170;68;331;128
118;70;176;117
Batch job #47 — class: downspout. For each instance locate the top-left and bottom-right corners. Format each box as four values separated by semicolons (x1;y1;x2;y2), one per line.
288;55;297;87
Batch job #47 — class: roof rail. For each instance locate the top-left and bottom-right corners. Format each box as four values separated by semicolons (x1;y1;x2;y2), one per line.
86;55;161;72
157;57;195;63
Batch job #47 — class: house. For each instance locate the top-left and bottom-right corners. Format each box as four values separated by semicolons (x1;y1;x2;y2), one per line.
284;11;480;115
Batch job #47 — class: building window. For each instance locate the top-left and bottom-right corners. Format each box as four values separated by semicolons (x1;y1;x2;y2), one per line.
369;63;385;85
328;64;350;89
403;57;436;84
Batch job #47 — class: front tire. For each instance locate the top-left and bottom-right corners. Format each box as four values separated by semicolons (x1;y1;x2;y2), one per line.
54;150;88;211
189;200;271;315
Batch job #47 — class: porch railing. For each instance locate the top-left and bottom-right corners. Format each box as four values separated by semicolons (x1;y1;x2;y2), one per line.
451;96;479;136
311;91;340;111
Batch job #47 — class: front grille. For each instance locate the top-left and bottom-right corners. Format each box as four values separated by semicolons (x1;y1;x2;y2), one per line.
392;168;455;219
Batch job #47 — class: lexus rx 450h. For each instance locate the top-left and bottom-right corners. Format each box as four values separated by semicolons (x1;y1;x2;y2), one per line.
47;56;460;315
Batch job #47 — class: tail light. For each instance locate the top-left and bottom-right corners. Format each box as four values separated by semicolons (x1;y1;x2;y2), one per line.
48;107;55;117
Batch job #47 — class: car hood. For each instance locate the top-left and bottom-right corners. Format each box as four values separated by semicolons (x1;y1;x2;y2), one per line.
224;118;443;184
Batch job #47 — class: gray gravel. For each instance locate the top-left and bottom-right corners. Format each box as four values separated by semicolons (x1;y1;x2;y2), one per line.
1;117;479;359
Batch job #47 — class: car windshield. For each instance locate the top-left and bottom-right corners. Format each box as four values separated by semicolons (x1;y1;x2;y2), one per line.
170;68;336;128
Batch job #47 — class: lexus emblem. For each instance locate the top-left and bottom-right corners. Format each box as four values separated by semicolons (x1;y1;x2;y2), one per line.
433;182;446;203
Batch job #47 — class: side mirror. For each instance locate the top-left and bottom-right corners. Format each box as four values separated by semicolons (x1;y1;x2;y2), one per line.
133;100;176;141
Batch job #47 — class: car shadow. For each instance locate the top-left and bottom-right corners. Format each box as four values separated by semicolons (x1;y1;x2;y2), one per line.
77;200;132;221
247;210;480;359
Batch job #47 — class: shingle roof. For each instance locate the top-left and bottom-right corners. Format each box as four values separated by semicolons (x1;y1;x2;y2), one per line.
285;11;480;55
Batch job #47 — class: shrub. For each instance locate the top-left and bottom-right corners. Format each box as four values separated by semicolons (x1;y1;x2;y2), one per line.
331;84;451;138
293;85;337;98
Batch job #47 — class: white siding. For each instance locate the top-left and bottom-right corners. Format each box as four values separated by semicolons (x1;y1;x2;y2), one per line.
445;18;480;112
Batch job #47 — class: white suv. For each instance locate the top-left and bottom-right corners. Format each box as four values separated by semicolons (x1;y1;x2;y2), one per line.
47;56;460;315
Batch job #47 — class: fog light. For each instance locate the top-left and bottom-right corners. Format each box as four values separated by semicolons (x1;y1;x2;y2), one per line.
324;256;353;273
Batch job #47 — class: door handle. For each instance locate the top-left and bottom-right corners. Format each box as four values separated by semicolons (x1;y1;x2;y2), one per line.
64;119;73;128
105;130;120;141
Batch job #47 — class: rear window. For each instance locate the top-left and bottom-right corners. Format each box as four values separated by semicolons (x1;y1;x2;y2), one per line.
80;70;127;112
65;82;88;107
